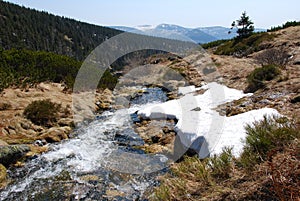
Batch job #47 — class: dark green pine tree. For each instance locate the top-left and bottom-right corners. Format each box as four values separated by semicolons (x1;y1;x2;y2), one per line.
230;11;254;38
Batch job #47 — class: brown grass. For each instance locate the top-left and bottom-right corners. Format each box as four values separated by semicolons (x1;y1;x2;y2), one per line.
151;117;300;201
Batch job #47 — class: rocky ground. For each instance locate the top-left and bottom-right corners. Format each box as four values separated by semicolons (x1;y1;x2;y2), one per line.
212;27;300;119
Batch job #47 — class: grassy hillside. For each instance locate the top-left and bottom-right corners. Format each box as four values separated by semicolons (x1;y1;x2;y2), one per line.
0;1;122;60
0;49;80;90
202;21;300;57
0;49;119;91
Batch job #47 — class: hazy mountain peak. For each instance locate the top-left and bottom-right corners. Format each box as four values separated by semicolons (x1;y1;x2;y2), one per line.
110;23;247;43
134;24;156;31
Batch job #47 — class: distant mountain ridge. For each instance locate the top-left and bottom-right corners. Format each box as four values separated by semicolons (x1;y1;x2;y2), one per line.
111;24;235;43
111;24;266;44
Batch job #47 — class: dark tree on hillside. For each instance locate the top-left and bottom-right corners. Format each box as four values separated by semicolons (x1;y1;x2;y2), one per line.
230;11;254;38
0;1;122;60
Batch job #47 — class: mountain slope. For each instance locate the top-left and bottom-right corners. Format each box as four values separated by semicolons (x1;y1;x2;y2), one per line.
0;1;122;60
198;26;237;40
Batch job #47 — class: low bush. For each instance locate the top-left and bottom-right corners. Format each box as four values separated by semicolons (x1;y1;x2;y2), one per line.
153;148;234;200
240;115;300;170
201;39;230;49
0;49;120;91
255;48;289;67
0;49;80;90
245;64;280;92
214;32;275;57
24;99;61;127
208;147;233;179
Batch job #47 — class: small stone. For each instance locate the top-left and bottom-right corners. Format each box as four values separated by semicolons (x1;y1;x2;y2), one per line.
191;107;201;111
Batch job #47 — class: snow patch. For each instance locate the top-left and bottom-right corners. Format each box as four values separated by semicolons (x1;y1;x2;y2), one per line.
138;82;280;157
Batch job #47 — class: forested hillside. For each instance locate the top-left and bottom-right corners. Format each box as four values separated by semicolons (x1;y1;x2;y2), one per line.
0;49;81;90
0;1;122;60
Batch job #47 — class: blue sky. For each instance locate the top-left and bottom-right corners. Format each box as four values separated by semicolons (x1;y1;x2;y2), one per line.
5;0;300;28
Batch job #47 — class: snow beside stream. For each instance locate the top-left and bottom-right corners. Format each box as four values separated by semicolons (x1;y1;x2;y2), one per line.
138;82;280;157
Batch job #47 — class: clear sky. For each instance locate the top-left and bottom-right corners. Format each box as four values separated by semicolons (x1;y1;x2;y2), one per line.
4;0;300;28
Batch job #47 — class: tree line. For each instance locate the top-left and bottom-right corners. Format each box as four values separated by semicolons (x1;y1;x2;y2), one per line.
0;1;122;61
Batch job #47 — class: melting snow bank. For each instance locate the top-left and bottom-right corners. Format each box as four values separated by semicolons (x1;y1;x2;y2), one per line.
138;82;280;158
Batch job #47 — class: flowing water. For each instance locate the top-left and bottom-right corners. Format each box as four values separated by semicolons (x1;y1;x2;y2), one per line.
1;88;169;201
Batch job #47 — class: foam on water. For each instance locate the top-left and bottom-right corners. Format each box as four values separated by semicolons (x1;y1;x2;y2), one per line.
0;88;168;200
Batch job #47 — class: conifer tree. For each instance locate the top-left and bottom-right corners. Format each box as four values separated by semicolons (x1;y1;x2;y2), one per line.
230;11;254;38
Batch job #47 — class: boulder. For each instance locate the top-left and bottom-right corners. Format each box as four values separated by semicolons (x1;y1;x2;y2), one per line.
0;145;30;167
39;126;71;143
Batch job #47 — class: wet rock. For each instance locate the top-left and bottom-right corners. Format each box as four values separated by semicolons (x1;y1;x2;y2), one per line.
114;96;130;109
164;80;185;92
115;128;144;147
130;112;140;124
0;144;30;166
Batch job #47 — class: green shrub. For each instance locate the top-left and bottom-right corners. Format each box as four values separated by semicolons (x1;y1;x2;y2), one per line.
239;115;300;170
24;99;61;127
172;156;212;184
201;39;230;49
0;49;119;91
214;32;275;57
208;147;234;179
0;49;81;90
97;69;118;90
268;21;300;32
255;48;289;67
152;148;235;201
245;64;280;92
